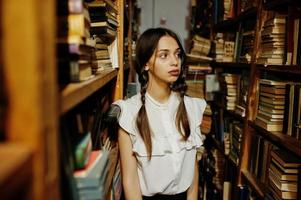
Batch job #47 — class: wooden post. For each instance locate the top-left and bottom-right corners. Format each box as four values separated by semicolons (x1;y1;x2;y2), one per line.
2;0;59;199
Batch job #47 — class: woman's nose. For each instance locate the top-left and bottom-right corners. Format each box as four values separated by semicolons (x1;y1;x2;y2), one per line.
170;54;179;66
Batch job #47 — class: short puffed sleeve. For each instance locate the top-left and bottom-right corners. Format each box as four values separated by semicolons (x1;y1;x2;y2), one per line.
185;97;207;148
113;99;139;136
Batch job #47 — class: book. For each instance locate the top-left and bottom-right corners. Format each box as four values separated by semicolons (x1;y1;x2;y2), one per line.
269;169;297;192
269;162;298;181
260;85;286;95
254;117;283;132
283;83;301;137
260;96;285;105
74;150;109;189
259;101;284;110
268;178;297;199
260;79;287;86
74;132;92;169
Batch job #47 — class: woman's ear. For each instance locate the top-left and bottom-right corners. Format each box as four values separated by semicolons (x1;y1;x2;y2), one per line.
145;65;149;71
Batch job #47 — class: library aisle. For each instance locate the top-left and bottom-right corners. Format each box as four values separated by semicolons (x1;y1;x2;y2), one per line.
2;0;301;200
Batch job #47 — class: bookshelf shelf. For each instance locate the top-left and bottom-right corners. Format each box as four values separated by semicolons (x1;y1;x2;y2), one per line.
60;69;118;114
241;169;265;198
225;110;244;122
237;7;257;22
215;19;237;31
263;0;301;11
214;7;257;31
257;64;301;74
248;121;301;157
211;62;251;70
0;143;33;199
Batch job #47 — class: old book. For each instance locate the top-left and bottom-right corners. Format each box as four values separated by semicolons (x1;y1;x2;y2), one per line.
283;83;301;137
258;104;284;114
87;0;118;14
257;110;283;121
74;150;109;189
254;117;283;132
260;79;287;86
57;13;91;38
269;169;297;192
268;178;297;199
74;132;92;169
260;91;285;99
270;162;298;181
260;96;285;105
259;101;284;110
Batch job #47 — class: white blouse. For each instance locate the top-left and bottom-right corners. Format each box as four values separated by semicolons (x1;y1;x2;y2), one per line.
114;91;206;196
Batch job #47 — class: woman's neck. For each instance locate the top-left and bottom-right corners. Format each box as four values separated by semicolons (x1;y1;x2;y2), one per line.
146;84;171;104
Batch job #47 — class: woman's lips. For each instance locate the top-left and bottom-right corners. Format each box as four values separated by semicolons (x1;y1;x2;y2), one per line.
168;69;179;76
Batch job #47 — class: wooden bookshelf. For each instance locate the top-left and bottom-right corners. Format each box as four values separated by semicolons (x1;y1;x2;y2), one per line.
0;143;33;199
60;69;118;114
241;169;265;198
1;0;126;199
249;121;301;157
196;0;301;199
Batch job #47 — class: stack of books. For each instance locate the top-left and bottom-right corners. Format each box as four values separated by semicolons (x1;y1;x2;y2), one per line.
257;15;286;65
229;122;243;165
219;73;240;111
255;79;286;132
57;0;95;83
268;148;301;200
88;0;118;41
91;36;112;74
74;150;110;200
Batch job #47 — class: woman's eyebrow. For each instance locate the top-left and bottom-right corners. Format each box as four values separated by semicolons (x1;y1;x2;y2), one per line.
158;48;181;52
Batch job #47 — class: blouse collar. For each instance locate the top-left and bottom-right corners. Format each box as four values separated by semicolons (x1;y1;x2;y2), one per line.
145;91;176;108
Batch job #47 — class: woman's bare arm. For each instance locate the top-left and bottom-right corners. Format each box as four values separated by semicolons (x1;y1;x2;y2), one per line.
118;128;142;200
187;158;199;200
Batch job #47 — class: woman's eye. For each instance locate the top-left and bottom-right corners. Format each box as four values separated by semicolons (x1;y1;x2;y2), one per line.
159;53;168;58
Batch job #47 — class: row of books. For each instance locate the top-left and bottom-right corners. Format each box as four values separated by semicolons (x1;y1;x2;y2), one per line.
247;134;301;200
254;79;301;141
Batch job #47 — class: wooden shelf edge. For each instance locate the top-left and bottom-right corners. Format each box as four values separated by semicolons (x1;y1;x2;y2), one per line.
60;69;118;114
225;110;244;122
257;64;301;74
248;120;301;157
263;0;301;10
241;169;265;197
211;61;251;70
214;7;257;30
0;142;33;198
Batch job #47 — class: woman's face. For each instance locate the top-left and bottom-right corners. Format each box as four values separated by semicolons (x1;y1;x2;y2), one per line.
146;35;182;86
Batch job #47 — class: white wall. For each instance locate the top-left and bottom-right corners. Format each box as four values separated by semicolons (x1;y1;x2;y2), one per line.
138;0;191;51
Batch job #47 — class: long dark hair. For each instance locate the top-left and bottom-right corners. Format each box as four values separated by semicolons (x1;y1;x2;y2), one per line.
135;27;190;159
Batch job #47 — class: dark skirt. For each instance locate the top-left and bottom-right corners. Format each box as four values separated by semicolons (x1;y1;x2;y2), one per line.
142;191;187;200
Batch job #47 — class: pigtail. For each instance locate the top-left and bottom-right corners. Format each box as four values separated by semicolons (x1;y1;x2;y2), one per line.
174;71;190;140
136;70;152;160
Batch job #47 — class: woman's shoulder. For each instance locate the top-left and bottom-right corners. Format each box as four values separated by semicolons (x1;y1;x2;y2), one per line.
113;93;142;113
184;95;206;109
114;93;140;105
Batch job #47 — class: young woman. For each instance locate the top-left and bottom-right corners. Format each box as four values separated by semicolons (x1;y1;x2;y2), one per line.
114;27;206;200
